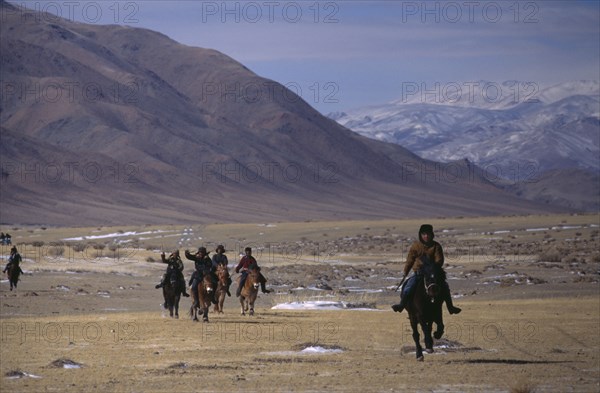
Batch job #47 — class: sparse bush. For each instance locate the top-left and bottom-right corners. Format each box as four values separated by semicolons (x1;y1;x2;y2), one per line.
32;241;44;247
539;250;561;262
47;246;65;257
72;243;86;252
510;379;537;393
146;256;156;262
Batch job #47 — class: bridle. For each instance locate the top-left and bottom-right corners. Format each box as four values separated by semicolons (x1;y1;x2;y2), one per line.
424;275;438;303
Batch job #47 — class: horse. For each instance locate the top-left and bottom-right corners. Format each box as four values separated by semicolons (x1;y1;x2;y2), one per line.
190;273;214;322
162;270;181;318
239;269;260;316
214;264;230;314
7;262;22;291
405;256;445;361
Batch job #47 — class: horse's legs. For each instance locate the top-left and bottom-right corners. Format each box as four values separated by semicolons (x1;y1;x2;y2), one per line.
239;296;245;315
434;319;445;340
423;321;434;353
190;304;198;321
202;303;209;322
410;317;423;361
217;296;222;314
433;301;444;339
174;296;179;319
249;301;254;316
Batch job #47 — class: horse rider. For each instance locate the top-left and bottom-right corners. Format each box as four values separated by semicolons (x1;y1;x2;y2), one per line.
185;247;218;304
234;247;271;297
392;224;461;315
212;244;232;297
155;250;189;297
3;246;23;275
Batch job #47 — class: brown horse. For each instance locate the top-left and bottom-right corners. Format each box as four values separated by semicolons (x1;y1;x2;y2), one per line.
213;264;230;314
405;257;444;361
239;269;260;316
190;274;214;322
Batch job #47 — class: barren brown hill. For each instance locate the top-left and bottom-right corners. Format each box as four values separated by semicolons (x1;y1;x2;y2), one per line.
0;1;564;226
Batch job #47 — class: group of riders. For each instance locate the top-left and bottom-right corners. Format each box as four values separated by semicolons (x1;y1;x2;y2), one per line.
154;224;461;317
155;245;271;307
3;225;462;317
0;232;12;245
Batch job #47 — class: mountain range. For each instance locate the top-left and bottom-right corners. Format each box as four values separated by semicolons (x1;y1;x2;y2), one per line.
0;1;569;226
329;81;599;211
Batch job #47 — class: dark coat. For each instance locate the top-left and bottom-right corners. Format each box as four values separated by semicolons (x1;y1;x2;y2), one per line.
403;240;444;276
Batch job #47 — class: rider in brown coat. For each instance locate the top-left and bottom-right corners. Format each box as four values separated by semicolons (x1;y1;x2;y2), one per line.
392;224;461;314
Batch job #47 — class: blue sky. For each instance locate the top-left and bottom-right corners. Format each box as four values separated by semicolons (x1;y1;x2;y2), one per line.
15;0;600;114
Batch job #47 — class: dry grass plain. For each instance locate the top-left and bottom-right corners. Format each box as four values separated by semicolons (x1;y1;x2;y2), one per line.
1;214;599;392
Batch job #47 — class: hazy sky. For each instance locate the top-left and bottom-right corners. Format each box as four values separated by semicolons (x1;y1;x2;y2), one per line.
15;0;600;114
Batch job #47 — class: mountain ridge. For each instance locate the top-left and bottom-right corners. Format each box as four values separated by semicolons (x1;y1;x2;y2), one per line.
0;1;567;225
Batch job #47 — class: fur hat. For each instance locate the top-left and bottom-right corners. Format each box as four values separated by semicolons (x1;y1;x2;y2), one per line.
418;224;434;243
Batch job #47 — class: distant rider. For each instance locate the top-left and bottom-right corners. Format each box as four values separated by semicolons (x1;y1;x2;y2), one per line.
235;247;271;297
3;246;23;275
185;247;218;305
212;245;232;297
155;250;189;297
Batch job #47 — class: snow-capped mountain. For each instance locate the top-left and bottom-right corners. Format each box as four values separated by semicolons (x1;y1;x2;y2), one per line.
329;81;600;175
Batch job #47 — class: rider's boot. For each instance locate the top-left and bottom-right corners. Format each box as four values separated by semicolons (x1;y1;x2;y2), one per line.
391;295;408;313
443;282;461;314
261;282;271;294
155;275;166;289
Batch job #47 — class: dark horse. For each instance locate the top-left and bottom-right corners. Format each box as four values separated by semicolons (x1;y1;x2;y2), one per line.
239;269;260;316
213;264;229;314
7;261;22;291
405;256;445;361
162;271;181;318
190;273;214;322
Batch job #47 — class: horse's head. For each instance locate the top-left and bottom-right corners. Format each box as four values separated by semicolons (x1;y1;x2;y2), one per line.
420;256;441;301
247;269;261;290
217;265;229;282
203;274;214;293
